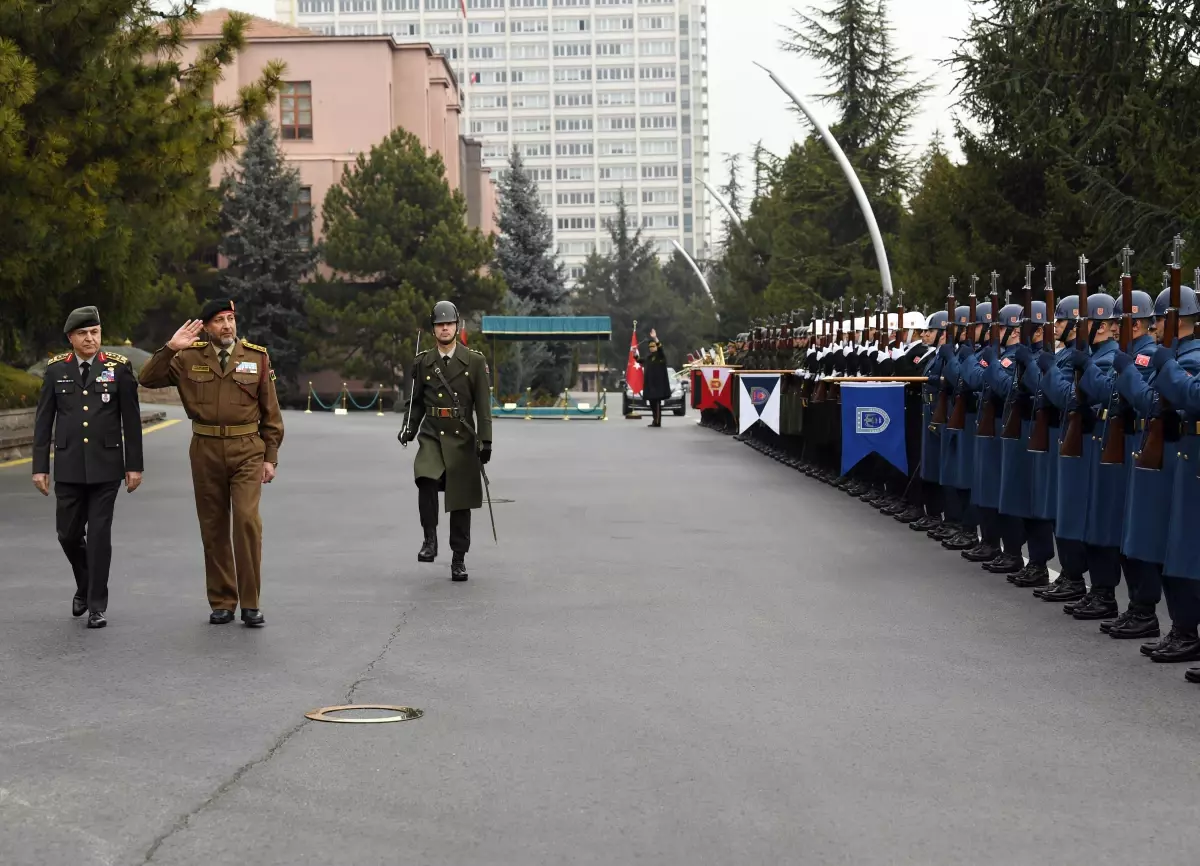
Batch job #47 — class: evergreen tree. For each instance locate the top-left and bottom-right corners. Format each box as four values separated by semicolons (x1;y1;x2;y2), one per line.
494;148;569;394
217;119;316;400
0;2;282;364
310;127;504;389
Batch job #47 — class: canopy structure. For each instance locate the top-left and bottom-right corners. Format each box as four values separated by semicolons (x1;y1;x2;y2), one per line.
480;316;611;342
479;316;613;420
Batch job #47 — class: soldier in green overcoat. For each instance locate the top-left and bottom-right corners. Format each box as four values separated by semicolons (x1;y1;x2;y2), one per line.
398;301;493;581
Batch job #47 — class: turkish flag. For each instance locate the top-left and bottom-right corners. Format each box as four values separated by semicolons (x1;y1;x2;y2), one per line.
460;326;468;346
625;326;643;395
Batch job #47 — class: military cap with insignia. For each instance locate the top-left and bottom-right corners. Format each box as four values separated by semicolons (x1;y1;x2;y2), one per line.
200;298;236;322
64;306;101;334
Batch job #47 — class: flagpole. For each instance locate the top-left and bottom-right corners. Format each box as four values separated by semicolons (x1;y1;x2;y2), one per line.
461;2;469;136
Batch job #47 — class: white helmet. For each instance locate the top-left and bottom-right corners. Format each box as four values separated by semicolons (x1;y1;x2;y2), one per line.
903;310;927;329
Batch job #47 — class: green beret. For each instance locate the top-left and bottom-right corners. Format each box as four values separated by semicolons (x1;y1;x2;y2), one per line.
64;306;101;334
200;298;236;322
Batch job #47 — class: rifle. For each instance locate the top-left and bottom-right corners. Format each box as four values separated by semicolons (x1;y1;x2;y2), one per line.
1137;235;1185;470
1060;255;1090;458
893;289;906;351
948;275;979;431
931;276;957;425
1001;265;1035;439
1100;246;1136;465
977;271;1003;437
1029;263;1057;452
399;330;423;447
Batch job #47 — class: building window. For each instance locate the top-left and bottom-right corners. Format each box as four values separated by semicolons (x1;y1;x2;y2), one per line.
595;0;632;5
568;266;586;280
639;64;676;80
641;114;677;129
556;142;594;156
642;163;678;179
466;0;506;8
554;0;591;7
642;189;678;204
557;166;595;181
468;20;506;34
293;187;313;247
511;0;546;5
280;82;313;140
599;140;636;156
595;66;635;81
512;92;550;109
639;39;675;56
599;165;637;180
510;43;549;59
596;90;636;106
599;115;636;131
554;42;593;57
472;94;509;109
510;18;549;32
299;0;334;11
469;45;505;60
642;138;677;155
554;67;593;83
556;117;594;132
510;68;550;84
426;21;463;36
552;18;590;32
596;16;633;30
557;191;597;205
388;23;419;36
339;0;376;11
641;89;676;105
513;117;553;133
639;14;672;29
471;119;510;133
555;92;593;108
425;0;459;9
522;142;553;157
557;217;597;230
383;0;418;8
596;42;633;56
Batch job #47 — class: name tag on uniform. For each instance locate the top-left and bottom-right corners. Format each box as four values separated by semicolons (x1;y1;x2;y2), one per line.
235;361;258;374
192;364;211;373
1135;355;1150;367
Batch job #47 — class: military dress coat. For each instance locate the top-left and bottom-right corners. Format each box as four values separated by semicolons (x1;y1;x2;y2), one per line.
921;347;946;484
406;346;492;513
33;351;144;483
1117;346;1176;564
1041;346;1094;541
983;342;1036;519
971;341;1005;510
1073;339;1122;548
1150;337;1200;580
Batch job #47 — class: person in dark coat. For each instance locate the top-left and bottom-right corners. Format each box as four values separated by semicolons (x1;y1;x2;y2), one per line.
642;329;671;427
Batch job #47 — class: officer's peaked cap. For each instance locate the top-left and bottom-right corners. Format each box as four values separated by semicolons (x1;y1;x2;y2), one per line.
1115;290;1155;319
1087;293;1118;321
431;300;459;325
63;306;101;335
201;298;236;322
1055;294;1079;320
1154;286;1200;317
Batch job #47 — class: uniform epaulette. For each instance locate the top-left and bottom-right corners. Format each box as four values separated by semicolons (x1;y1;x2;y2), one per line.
191;341;209;348
105;352;129;364
48;352;71;364
469;347;485;356
241;339;268;354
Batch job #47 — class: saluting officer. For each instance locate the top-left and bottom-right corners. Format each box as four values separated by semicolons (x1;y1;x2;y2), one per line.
138;299;284;626
398;301;493;582
32;306;144;629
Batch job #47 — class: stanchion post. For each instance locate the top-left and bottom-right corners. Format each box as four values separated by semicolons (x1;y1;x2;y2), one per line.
525;387;532;420
601;387;607;421
305;382;312;414
562;387;570;421
342;385;347;412
376;384;385;416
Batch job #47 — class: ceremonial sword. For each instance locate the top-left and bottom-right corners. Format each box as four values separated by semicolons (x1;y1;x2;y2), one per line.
399;330;422;448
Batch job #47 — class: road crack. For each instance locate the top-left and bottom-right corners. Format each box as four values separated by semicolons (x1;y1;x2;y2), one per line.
140;605;415;863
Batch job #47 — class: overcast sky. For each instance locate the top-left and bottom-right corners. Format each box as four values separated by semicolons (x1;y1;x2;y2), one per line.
200;0;975;189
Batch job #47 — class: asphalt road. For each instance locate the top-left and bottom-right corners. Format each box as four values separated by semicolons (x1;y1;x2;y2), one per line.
1;407;1198;866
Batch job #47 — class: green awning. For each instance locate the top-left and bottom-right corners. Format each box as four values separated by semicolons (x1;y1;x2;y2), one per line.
480;316;612;342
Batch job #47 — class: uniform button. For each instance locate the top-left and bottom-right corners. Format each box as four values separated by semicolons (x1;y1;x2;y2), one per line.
438;392;443;398
439;430;445;436
83;422;88;428
83;405;89;411
83;437;88;443
82;390;88;395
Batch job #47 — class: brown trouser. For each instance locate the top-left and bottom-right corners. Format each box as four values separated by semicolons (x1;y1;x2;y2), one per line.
189;433;265;610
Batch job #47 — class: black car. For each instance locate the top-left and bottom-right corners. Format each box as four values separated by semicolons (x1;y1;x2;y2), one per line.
620;367;688;417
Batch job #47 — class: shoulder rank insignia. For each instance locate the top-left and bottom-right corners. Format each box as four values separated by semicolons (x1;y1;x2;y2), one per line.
191;341;209;348
47;352;72;365
104;351;129;365
241;339;268;354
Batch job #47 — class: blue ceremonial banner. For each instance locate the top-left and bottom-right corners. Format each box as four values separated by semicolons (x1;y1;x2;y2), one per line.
840;383;908;476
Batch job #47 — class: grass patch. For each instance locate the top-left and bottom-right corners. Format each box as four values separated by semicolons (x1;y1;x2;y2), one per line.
0;364;42;411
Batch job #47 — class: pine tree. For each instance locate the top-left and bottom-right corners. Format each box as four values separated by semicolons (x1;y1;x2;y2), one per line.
494;148;569;394
217;119;317;400
310;127;504;389
0;2;282;364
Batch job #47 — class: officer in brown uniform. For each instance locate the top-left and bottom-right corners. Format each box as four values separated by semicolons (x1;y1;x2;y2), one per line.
398;301;492;581
138;299;284;626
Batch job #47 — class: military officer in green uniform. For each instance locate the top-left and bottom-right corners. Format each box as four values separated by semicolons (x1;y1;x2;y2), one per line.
398;301;492;581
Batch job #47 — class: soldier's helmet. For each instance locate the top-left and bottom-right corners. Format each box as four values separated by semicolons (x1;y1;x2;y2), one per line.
1087;293;1118;321
926;310;950;330
1155;286;1200;317
954;305;971;327
998;303;1023;329
431;300;460;326
975;301;993;324
1030;301;1048;324
903;311;927;329
1055;294;1079;320
1114;290;1154;320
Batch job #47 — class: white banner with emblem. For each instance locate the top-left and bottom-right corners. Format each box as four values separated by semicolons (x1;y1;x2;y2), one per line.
737;373;782;434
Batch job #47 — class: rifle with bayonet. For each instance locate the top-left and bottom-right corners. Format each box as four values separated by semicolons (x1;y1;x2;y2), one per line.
1001;265;1035;439
931;277;957;426
1137;236;1185;470
1060;255;1091;458
1100;246;1136;465
977;271;1003;437
948;275;979;431
1029;263;1057;453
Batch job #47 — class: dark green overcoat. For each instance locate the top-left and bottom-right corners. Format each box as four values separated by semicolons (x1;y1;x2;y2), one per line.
404;346;493;512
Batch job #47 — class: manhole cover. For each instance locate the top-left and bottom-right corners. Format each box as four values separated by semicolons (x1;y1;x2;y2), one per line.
305;704;423;724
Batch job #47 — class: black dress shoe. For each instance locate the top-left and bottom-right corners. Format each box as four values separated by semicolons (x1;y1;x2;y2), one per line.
1012;564;1051;587
1071;589;1119;620
210;609;235;625
451;555;468;582
1040;576;1087;602
87;611;106;629
418;530;438;563
1185;667;1200;684
893;507;922;523
72;596;87;618
1099;609;1129;633
943;532;978;551
1032;573;1066;597
1141;628;1177;657
962;543;1000;562
1150;629;1200;663
1109;609;1160;639
909;516;937;531
984;553;1024;574
241;609;265;627
929;523;957;540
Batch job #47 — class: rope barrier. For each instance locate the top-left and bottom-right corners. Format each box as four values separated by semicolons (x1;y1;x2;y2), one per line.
346;388;380;411
308;383;387;413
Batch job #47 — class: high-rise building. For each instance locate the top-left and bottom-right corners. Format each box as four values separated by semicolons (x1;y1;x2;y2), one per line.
275;0;710;285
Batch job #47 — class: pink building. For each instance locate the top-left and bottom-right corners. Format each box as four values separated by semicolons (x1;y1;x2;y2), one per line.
184;10;498;240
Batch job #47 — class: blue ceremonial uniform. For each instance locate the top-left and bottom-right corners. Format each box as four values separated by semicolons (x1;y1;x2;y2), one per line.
957;344;983;495
1028;348;1071;521
1042;348;1092;542
971;344;1004;510
1153;337;1200;580
991;344;1036;518
921;350;945;484
938;344;967;489
1118;352;1175;565
1078;340;1121;548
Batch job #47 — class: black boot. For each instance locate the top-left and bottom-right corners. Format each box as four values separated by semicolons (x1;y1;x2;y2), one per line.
894;506;923;523
1141;627;1178;657
1071;587;1119;620
1033;572;1067;597
451;553;468;582
943;531;979;551
1149;627;1200;663
962;542;1001;562
929;523;958;540
1040;575;1087;602
418;530;438;563
983;552;1024;574
1185;666;1200;684
1012;564;1051;587
909;515;938;531
1108;607;1160;640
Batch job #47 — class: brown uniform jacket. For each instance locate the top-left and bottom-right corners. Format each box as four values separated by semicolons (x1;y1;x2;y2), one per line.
139;339;284;463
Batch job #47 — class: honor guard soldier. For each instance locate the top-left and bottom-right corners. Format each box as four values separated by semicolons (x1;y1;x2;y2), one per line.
32;306;144;629
913;310;950;533
398;301;493;581
138;299;284;626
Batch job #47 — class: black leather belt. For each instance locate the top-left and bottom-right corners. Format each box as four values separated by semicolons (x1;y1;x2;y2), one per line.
427;407;462;419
